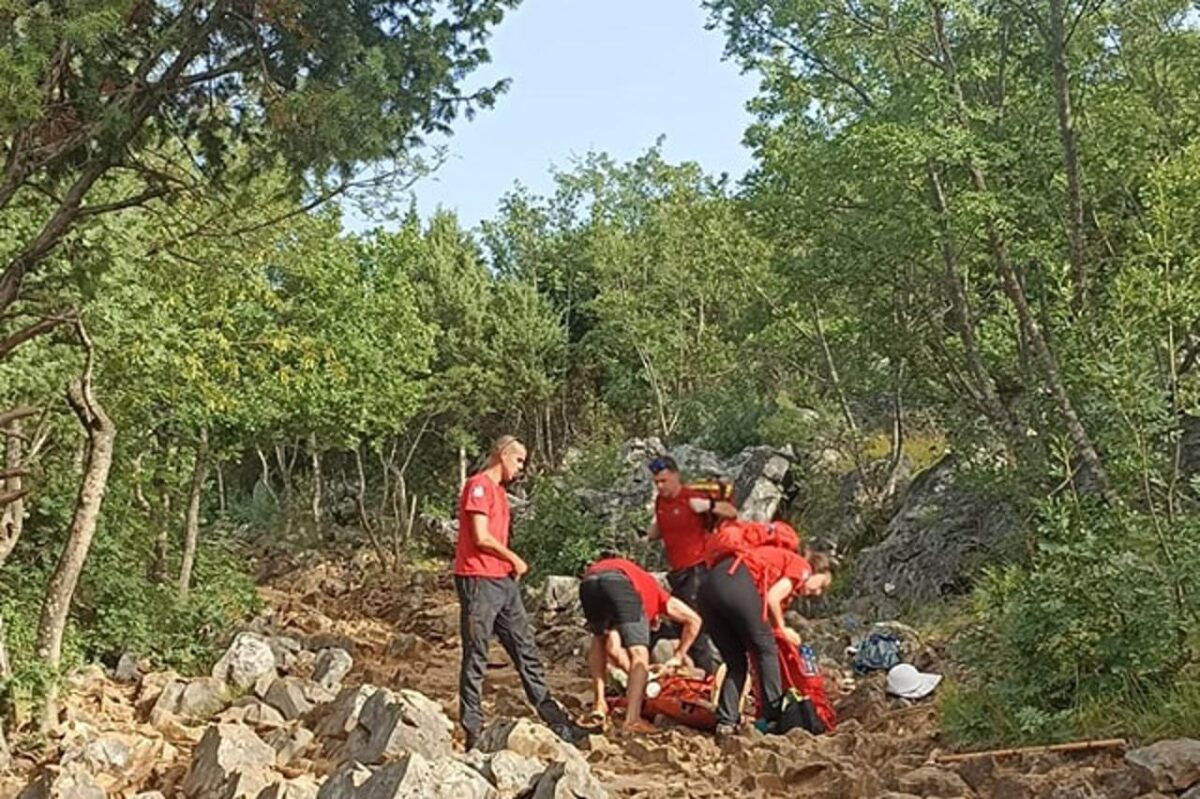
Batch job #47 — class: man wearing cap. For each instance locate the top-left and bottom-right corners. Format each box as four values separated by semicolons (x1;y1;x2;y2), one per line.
645;455;736;674
455;435;590;750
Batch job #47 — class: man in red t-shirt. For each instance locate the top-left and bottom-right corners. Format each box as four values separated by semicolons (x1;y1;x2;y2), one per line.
454;435;589;750
579;556;702;733
645;455;736;674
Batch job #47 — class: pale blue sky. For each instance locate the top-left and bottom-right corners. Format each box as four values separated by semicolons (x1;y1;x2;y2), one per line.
355;0;759;230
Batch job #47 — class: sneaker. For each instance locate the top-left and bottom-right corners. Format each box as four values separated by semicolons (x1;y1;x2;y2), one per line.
550;720;595;746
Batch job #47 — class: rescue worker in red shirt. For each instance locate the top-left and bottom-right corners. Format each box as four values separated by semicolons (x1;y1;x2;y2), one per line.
579;556;702;733
454;435;590;750
697;546;832;738
645;455;736;674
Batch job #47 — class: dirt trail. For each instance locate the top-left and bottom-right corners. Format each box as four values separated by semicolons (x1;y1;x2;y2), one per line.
258;560;1146;799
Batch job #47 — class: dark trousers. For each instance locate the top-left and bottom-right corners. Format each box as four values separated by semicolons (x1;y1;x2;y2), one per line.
649;564;717;674
697;561;782;727
455;575;567;735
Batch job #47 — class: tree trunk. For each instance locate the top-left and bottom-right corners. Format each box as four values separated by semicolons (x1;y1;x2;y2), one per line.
255;447;277;505
178;429;209;598
36;340;115;730
352;446;391;571
310;435;322;524
0;418;26;568
458;446;468;489
1047;0;1088;314
926;161;1016;434
931;2;1112;500
148;490;172;584
216;461;226;516
0;615;9;771
275;443;293;499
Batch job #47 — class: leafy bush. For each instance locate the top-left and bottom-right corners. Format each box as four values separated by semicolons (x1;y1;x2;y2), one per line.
514;479;605;584
943;500;1200;745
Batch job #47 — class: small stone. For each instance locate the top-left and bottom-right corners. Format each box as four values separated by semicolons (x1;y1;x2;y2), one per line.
256;776;319;799
312;649;353;691
314;762;373;799
263;678;315;722
485;751;544;798
529;759;607;799
16;765;106;799
114;653;142;683
895;766;973;798
312;685;382;740
263;727;315;768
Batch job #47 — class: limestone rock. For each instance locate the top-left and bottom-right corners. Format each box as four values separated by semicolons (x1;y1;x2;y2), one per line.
16;765;106;799
263;727;315;768
312;649;353;691
181;724;279;799
113;652;142;683
476;719;582;765
1125;738;1200;792
218;697;287;727
315;762;373;799
262;678;330;721
482;751;544;798
212;634;277;691
529;760;607;799
343;688;453;764
58;729;164;794
256;776;320;799
895;766;974;798
312;685;382;740
355;754;430;799
152;677;231;725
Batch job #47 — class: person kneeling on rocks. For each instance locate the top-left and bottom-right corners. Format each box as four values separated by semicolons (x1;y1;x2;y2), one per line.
580;556;702;733
698;547;832;739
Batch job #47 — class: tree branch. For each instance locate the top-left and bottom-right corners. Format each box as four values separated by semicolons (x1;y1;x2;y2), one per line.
0;313;75;360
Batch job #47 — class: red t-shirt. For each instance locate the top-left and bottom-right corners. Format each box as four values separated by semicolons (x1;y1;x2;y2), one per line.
741;547;812;598
654;486;709;571
454;473;514;578
585;558;671;622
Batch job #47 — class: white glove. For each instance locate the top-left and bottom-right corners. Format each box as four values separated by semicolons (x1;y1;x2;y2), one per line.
688;497;714;514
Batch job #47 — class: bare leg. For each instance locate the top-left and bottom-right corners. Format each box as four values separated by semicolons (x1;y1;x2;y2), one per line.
589;635;609;716
623;645;655;732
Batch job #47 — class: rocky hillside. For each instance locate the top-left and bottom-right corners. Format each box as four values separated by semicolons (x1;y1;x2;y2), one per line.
4;556;1199;799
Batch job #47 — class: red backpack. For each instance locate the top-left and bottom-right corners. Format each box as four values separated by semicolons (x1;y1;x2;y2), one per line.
704;519;801;568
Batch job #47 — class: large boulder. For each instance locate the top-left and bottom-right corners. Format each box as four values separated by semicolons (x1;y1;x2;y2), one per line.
1125;739;1200;792
181;724;279;799
476;719;583;766
849;454;1021;616
477;751;545;799
212;634;277;691
342;688;454;764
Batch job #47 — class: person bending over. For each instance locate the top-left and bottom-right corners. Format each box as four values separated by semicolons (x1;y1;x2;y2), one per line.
580;555;702;733
698;547;831;738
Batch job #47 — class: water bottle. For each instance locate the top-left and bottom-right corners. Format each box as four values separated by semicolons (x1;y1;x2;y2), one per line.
799;644;819;677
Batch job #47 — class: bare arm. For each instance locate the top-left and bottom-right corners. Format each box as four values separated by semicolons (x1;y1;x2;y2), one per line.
765;578;795;631
645;519;661;541
470;513;527;575
665;597;702;661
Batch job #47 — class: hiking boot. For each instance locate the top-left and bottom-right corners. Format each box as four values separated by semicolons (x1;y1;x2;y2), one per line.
714;723;738;744
550;720;596;746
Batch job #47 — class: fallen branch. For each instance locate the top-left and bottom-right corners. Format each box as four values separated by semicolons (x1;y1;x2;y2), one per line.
930;737;1127;764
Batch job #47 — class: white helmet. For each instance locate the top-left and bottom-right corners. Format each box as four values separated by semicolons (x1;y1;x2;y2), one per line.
885;663;942;699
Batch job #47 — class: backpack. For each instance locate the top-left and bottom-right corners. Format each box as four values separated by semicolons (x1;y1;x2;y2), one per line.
610;673;719;731
752;636;836;734
851;632;903;675
704;519;801;568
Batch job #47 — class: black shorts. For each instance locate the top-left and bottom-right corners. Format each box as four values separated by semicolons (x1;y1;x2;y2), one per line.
579;570;650;649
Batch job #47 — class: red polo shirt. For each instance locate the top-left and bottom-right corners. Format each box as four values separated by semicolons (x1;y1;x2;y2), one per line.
454;473;514;578
654;486;709;571
742;547;812;598
585;558;671;622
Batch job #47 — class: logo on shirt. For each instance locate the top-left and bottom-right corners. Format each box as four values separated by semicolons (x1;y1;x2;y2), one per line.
472;485;485;498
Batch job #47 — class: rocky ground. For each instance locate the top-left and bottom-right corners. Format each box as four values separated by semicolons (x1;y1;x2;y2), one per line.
3;557;1199;799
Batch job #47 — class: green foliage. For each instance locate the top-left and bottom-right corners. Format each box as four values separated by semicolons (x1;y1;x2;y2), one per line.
513;480;605;585
944;501;1200;745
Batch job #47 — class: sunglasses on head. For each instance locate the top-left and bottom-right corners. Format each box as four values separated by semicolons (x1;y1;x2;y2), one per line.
648;457;671;474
